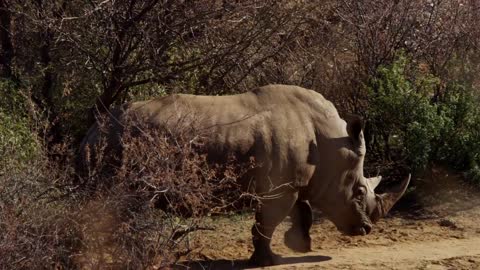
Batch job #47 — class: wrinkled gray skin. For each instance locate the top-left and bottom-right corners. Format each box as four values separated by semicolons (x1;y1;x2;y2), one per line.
79;84;410;266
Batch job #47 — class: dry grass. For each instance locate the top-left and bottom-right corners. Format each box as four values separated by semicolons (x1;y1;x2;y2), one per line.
1;114;254;269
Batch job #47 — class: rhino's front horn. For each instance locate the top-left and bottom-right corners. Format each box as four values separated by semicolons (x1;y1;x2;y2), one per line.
376;174;411;217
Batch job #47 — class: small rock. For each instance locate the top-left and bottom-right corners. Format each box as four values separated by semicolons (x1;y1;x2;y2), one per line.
437;218;458;229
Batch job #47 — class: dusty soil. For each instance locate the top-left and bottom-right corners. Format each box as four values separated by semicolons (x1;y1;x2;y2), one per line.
178;167;480;269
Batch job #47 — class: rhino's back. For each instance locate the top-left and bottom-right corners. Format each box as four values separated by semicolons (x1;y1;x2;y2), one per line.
129;84;340;133
127;84;340;149
79;84;346;189
125;85;343;187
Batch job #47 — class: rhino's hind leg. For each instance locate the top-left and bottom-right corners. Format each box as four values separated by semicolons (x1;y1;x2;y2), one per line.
284;199;313;253
249;191;298;267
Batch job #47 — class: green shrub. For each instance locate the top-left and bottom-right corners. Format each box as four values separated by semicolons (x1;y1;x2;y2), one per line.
436;81;480;182
0;80;40;167
366;54;480;183
366;54;445;171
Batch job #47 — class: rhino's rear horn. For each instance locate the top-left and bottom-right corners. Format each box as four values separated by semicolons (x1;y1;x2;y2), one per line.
369;176;382;190
376;174;411;217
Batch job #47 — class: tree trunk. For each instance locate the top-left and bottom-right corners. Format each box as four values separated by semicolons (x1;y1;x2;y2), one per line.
39;28;63;147
0;0;14;79
87;76;122;127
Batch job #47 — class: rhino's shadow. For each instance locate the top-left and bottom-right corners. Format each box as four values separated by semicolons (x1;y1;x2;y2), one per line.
175;255;331;270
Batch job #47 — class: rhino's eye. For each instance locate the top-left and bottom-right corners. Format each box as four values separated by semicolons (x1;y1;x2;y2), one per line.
354;186;367;199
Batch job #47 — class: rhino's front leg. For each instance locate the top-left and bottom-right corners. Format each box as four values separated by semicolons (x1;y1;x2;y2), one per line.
249;191;298;267
284;199;313;252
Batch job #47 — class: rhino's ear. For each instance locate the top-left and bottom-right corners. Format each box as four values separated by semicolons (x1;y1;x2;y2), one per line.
345;113;364;141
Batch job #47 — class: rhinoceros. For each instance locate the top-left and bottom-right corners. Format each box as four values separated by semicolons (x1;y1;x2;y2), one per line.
79;84;410;266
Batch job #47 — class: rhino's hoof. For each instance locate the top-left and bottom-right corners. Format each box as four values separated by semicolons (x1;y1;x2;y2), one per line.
284;229;312;253
248;250;281;267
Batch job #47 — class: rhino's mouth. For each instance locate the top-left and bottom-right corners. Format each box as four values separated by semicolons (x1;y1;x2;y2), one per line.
347;200;374;236
352;223;372;236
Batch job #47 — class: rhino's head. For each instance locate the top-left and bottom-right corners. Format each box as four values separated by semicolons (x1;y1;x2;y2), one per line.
330;174;411;236
316;115;411;236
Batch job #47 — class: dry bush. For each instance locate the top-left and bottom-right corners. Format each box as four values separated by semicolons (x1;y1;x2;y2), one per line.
1;109;255;269
0;146;81;269
120;114;253;212
73;112;256;268
5;0;314;135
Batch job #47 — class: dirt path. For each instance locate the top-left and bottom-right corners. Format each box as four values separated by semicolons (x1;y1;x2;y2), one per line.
261;236;480;269
184;202;480;270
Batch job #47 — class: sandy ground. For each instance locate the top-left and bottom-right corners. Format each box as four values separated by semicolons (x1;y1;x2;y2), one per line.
178;168;480;269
